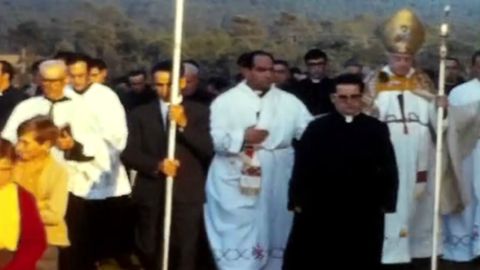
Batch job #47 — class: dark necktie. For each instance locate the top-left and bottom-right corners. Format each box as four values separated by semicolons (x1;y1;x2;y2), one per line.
46;97;70;119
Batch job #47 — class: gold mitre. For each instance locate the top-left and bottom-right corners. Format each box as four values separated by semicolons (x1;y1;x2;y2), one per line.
381;9;425;55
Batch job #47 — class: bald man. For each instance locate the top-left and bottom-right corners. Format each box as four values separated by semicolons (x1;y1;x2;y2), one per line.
183;60;215;105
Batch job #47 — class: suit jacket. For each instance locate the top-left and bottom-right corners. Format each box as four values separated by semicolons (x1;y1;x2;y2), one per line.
0;87;27;132
122;100;213;205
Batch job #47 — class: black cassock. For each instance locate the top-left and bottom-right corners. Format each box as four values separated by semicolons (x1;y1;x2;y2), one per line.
284;112;398;269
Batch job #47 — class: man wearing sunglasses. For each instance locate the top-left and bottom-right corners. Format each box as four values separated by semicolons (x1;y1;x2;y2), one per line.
285;73;398;269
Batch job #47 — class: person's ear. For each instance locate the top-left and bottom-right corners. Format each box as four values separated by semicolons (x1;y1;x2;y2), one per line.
41;141;53;153
330;93;336;103
179;77;187;89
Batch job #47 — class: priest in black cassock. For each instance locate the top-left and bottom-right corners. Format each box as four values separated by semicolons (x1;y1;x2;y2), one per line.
292;49;335;116
284;74;399;269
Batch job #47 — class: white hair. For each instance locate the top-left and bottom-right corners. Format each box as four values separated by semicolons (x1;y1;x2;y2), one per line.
183;62;199;76
39;60;67;76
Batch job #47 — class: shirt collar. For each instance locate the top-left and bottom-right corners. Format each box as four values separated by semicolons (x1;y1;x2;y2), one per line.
72;83;94;96
44;96;70;104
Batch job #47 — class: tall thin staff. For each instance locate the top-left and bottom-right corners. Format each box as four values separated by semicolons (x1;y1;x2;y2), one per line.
431;5;450;270
162;0;186;268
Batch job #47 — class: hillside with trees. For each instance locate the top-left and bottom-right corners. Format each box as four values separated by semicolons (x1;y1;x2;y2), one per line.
0;0;478;77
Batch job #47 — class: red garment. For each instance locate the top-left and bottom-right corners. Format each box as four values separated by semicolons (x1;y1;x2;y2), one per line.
2;187;46;270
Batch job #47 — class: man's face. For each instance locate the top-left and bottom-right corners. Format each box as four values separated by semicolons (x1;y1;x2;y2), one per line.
0;64;9;88
41;66;68;100
245;55;273;92
68;61;90;92
90;67;108;84
15;132;51;162
306;58;327;80
273;64;291;86
183;72;199;97
331;84;363;116
445;59;461;81
472;56;480;80
128;74;147;93
388;53;414;77
153;71;186;101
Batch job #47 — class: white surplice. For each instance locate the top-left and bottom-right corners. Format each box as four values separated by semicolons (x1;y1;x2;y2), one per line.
1;95;111;197
205;81;312;270
443;78;480;262
65;83;131;199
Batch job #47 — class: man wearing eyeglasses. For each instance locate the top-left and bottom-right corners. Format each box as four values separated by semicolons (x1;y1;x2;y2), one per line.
292;49;335;116
284;74;399;269
1;59;112;270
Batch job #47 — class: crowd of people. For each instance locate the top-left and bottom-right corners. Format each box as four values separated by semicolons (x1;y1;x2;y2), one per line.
1;7;480;270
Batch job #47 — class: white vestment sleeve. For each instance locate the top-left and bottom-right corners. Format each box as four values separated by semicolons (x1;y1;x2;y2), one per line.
210;98;245;154
96;88;128;152
293;99;314;140
67;102;112;181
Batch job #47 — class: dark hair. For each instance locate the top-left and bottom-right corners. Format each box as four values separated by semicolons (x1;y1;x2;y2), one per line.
0;60;15;81
151;60;185;76
53;51;76;63
244;50;274;69
0;138;15;161
207;77;230;92
128;69;147;79
17;116;60;145
343;57;362;68
290;67;302;74
273;60;289;69
304;49;328;63
471;51;480;66
334;74;365;93
65;53;91;68
237;52;251;68
30;59;45;75
89;58;107;71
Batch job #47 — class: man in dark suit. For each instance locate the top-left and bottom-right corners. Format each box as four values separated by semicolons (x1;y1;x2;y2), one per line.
122;61;214;270
0;60;27;131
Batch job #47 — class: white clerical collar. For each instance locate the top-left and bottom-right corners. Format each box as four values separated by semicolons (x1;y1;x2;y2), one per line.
345;115;354;123
341;113;360;123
